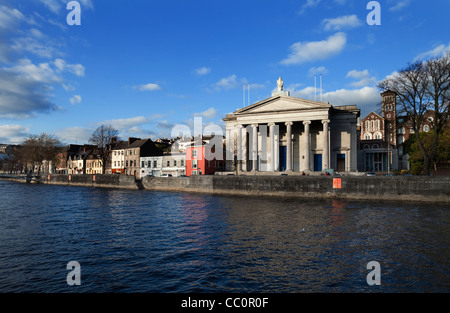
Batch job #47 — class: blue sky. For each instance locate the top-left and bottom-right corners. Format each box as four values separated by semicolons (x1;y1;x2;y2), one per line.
1;0;449;144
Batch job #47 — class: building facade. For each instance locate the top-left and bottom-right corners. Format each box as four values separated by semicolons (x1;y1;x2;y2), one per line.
140;156;163;177
123;138;163;178
186;140;225;176
358;90;434;172
223;77;360;174
162;153;186;177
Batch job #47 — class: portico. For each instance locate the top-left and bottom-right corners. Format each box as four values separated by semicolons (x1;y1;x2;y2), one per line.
223;78;360;174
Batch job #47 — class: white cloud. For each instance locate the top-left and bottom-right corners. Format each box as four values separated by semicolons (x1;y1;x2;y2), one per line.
298;0;321;15
0;124;30;144
135;83;161;91
70;95;82;105
324;86;380;114
8;58;62;84
195;67;211;75
308;66;328;77
99;116;151;131
54;59;85;77
322;15;363;31
280;32;347;65
0;66;57;118
286;83;380;116
389;0;411;12
214;74;239;90
38;0;94;14
415;43;450;61
193;107;218;119
55;127;92;144
346;69;377;87
0;5;25;30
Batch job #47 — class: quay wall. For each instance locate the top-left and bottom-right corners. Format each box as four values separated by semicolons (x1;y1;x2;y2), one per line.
142;175;450;203
1;174;449;203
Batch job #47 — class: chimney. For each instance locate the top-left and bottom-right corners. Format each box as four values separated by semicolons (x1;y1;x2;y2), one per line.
128;137;140;145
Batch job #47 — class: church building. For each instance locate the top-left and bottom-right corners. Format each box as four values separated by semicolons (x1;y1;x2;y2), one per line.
223;77;360;174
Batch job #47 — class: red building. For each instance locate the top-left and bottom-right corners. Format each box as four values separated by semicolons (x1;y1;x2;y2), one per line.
185;138;225;176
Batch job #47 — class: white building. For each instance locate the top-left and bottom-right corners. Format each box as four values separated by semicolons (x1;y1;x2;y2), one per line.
140;156;163;177
162;153;186;177
223;77;360;174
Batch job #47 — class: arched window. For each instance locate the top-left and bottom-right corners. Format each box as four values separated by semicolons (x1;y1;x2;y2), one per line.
364;133;372;140
424;125;430;132
374;132;382;140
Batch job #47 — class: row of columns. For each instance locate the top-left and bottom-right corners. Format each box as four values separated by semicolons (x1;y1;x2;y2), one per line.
236;120;330;172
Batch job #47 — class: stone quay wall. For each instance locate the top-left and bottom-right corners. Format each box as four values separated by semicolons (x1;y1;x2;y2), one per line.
1;174;449;203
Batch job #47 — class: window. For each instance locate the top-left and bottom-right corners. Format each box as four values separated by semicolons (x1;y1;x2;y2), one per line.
424;125;430;132
192;160;198;169
153;160;157;168
364;133;372;140
126;161;128;167
192;149;197;158
114;161;117;167
167;161;170;167
173;160;177;167
148;161;151;168
142;161;145;168
374;132;382;140
181;160;184;167
114;151;116;156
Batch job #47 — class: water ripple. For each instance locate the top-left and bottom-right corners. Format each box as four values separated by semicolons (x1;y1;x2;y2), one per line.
0;181;449;292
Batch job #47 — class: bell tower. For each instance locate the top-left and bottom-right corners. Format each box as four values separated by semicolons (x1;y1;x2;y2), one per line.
381;90;397;147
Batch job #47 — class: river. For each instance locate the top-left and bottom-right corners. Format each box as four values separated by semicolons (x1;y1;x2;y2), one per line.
0;180;449;293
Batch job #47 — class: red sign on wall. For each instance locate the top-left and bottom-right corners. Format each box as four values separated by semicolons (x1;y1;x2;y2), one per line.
333;178;342;189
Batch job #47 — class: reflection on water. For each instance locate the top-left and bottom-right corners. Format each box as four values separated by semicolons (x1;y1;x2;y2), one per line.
0;180;449;292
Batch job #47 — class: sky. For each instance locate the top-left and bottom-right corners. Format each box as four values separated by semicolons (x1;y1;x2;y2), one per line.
1;0;449;145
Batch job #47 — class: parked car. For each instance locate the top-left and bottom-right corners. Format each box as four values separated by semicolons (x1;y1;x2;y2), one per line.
160;174;172;177
365;172;376;176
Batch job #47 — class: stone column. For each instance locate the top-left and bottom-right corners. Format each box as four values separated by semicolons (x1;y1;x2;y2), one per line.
236;125;244;172
322;119;330;171
303;121;311;172
273;123;280;171
251;124;258;171
268;123;275;172
285;121;293;171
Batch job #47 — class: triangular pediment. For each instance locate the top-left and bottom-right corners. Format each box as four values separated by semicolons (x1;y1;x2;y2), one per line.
234;95;332;115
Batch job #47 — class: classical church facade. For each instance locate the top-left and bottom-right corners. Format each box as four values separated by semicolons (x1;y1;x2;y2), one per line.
223;78;360;174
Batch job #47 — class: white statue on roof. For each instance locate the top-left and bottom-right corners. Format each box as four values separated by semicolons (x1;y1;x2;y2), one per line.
277;76;284;91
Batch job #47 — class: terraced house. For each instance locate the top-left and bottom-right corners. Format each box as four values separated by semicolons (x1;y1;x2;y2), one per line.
123;137;163;178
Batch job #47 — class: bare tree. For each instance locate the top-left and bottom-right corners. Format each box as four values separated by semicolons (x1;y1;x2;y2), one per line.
20;133;63;174
89;124;119;173
378;53;450;175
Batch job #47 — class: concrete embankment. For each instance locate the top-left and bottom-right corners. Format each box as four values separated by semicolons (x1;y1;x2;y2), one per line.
1;174;449;203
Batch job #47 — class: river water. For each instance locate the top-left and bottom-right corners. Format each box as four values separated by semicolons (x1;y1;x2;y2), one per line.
0;180;449;293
